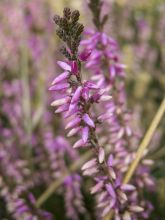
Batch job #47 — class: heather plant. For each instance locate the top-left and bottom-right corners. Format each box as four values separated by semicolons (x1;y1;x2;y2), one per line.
49;3;156;219
0;0;165;219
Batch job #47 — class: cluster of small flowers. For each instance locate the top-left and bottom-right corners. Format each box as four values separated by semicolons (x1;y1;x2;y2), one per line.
81;30;140;166
0;0;55;73
44;133;70;181
0;122;85;219
43;133;86;219
0;142;52;220
81;29;155;219
1;80;31;147
49;33;143;218
0;78;85;219
49;57;112;149
64;174;85;220
82;155;141;218
112;1;165;76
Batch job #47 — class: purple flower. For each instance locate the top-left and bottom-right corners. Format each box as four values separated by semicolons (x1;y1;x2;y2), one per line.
82;29;155;219
71;61;78;75
64;174;85;220
82;113;95;128
65;117;81;130
82;126;89;143
71;86;82;103
49;83;69;91
51;71;70;85
98;147;105;163
57;61;71;71
79;49;92;61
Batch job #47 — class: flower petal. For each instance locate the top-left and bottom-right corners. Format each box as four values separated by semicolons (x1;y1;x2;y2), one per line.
49;83;69;91
83;113;95;128
99;95;112;102
65;117;81;130
107;154;113;167
85;81;99;90
55;104;69;113
82;126;89;143
79;49;92;61
121;184;136;191
51;97;69;106
67;127;81;137
51;71;69;85
71;86;82;103
91;181;104;194
81;158;96;171
82;87;89;101
83;167;98;176
57;61;71;71
71;61;78;75
98;147;105;163
129;206;144;213
73;139;84;148
64;103;78;118
106;183;116;198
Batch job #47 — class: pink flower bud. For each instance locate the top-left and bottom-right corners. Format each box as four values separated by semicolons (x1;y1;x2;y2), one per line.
71;61;78;75
57;61;71;71
79;49;92;61
82;126;89;143
83;113;95;128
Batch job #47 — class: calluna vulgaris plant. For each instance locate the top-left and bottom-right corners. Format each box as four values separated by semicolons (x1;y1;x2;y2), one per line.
49;1;155;219
1;0;161;219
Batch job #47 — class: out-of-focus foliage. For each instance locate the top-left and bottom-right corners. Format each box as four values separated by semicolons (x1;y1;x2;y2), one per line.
112;0;165;107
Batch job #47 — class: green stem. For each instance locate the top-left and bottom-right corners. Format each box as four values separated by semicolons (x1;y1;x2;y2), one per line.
20;44;32;146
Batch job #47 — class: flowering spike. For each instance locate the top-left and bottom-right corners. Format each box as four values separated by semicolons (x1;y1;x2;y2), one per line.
49;6;152;220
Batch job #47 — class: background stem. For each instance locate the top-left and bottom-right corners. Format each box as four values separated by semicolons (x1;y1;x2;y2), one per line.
123;96;165;184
